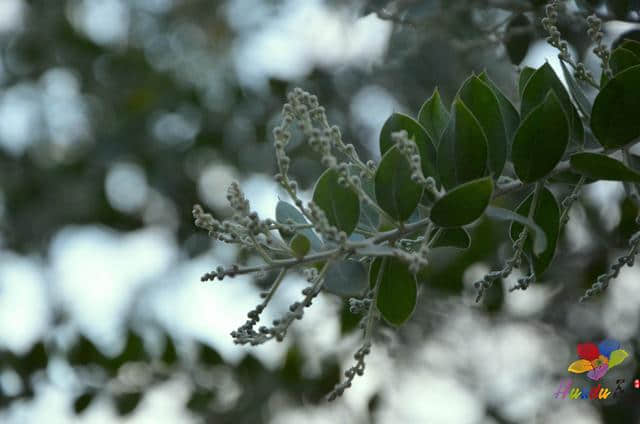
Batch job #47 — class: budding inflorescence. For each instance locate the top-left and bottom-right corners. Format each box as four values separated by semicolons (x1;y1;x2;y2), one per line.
580;221;640;302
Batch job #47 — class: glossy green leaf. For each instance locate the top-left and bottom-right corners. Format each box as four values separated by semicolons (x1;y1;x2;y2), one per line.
606;47;640;85
619;39;640;57
510;187;560;276
437;99;489;189
430;176;493;227
374;145;423;221
591;65;640;149
485;206;547;255
431;228;471;249
512;91;569;183
290;233;311;258
521;62;583;145
379;112;438;180
478;71;520;142
370;258;417;326
570;152;640;182
313;169;360;235
504;13;532;65
418;88;450;144
459;75;508;176
275;200;323;250
324;260;368;297
559;59;592;119
519;66;536;99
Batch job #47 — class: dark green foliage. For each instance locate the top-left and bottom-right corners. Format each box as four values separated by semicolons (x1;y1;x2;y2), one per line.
570;152;640;182
374;146;423;221
510;187;560;276
418;88;450;144
458;75;508;176
370;258;417;326
512;92;569;183
431;228;471;249
437;99;489;189
379;113;438;180
505;13;533;65
430;177;493;227
313;169;360;235
591;65;640;148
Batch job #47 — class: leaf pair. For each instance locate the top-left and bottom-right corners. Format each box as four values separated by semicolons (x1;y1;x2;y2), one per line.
439;73;517;189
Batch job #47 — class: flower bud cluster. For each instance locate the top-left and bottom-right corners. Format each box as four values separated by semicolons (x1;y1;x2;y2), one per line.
327;342;371;401
474;227;528;302
307;201;348;245
542;1;570;61
586;14;611;78
392;130;427;185
231;265;327;345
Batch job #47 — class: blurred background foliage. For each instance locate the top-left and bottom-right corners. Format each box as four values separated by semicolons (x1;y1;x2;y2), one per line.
1;0;640;422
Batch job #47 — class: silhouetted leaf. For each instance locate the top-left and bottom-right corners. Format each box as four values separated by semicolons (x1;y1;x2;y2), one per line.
73;392;95;414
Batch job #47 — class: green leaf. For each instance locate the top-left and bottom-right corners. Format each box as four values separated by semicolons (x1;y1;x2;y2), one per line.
418;88;450;144
313;169;360;235
370;258;417;326
357;172;379;230
591;65;640;149
619;39;640;57
478;71;520;142
437;99;489;189
379;112;438;181
504;13;532;65
510;187;560;276
521;62;583;145
458;75;508;177
374;145;423;221
512;91;569;183
115;392;143;416
570;152;640;182
519;66;536;99
559;59;592;119
73;392;95;414
275;201;322;250
161;336;178;365
324;260;368;297
485;206;547;255
290;233;311;258
609;47;640;76
430;176;493;227
431;228;471;249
